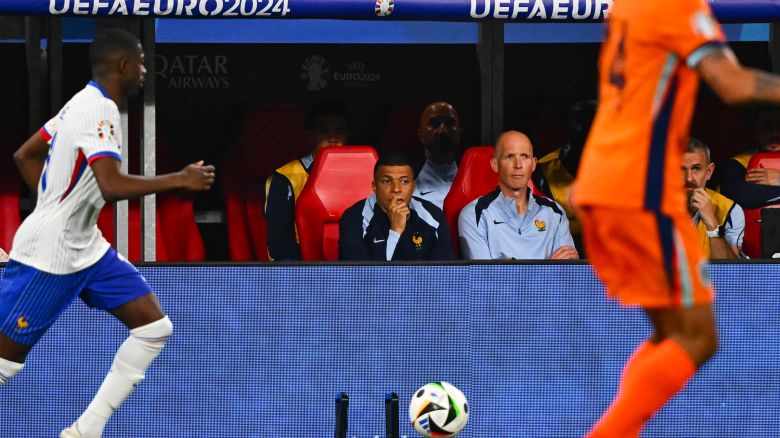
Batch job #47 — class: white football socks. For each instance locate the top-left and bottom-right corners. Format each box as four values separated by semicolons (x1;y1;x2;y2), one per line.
74;316;173;437
0;356;24;384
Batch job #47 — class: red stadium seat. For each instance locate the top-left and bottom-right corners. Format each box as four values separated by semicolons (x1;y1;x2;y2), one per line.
742;152;780;258
0;176;21;252
443;147;497;258
295;146;378;261
97;200;168;262
223;104;308;261
157;193;206;261
97;193;205;262
442;146;543;258
0;110;22;252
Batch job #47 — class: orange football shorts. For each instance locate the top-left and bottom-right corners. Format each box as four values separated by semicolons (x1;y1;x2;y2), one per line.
578;206;713;308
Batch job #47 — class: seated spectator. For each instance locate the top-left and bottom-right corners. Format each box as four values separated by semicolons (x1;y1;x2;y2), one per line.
413;102;462;209
459;131;578;260
684;138;744;259
532;100;596;253
264;100;350;260
339;154;453;261
719;107;780;209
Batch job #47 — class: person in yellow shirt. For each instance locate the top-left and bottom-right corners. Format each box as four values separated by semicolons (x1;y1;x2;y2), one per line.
264;100;351;260
683;138;744;259
532;100;596;253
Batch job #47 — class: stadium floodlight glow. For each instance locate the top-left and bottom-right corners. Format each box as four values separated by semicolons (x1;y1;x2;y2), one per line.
0;0;779;23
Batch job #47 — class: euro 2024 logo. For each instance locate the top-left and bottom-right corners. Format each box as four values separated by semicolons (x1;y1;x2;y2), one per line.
301;55;329;91
375;0;394;16
97;120;116;144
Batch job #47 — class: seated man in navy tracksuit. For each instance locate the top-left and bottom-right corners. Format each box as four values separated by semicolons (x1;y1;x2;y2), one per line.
339;154;453;261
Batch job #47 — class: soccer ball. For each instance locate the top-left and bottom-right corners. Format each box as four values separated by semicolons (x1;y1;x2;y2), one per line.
409;382;468;437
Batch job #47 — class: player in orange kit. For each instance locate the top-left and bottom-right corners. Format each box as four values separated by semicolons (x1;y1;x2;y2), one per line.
574;0;780;436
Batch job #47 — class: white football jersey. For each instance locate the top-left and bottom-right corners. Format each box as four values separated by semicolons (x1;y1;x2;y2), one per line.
11;81;122;274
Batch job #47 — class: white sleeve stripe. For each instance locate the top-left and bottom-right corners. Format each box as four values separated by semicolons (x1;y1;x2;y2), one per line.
686;42;726;68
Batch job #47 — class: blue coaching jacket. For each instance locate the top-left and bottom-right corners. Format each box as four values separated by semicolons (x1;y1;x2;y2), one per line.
458;188;574;260
339;194;453;261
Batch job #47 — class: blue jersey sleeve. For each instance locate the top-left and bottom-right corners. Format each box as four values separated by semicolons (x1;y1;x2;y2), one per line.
458;201;492;260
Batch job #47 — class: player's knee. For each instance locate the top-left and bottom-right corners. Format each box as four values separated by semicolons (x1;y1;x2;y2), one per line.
0;357;24;384
700;330;718;363
130;315;173;348
684;326;718;366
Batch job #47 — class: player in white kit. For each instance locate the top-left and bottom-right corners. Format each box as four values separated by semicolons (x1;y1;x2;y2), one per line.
0;28;215;437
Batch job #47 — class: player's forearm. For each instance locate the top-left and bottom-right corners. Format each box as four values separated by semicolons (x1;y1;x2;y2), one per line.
98;172;184;202
698;50;780;105
720;161;780;209
14;155;45;193
14;132;49;192
719;67;780;105
746;68;780;105
459;239;490;260
708;237;739;259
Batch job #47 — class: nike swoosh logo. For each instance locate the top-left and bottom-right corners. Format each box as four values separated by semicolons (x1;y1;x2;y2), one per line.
419;191;434;196
493;220;505;225
373;238;385;243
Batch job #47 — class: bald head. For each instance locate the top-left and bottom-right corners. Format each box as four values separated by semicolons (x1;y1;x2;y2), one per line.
494;131;534;158
418;101;462;164
491;131;537;195
419;102;459;128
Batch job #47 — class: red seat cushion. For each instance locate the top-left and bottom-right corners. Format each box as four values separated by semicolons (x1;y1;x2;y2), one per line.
442;147;498;258
323;223;340;261
158;193;205;261
295;146;379;261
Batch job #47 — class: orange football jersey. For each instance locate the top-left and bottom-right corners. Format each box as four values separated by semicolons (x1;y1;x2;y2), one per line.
575;0;725;214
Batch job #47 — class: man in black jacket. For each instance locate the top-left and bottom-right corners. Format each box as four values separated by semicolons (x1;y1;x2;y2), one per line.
339;155;453;261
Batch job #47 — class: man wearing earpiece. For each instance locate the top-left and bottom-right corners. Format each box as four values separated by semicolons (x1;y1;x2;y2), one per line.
683;138;745;259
